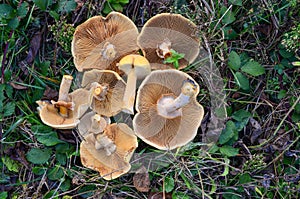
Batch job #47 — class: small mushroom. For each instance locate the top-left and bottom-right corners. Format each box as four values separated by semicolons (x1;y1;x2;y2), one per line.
80;123;138;180
137;13;200;70
81;69;126;117
118;54;151;114
133;69;204;150
37;75;92;129
71;12;139;73
77;111;111;138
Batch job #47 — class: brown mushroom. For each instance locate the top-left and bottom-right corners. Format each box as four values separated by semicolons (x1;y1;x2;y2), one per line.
71;12;139;73
137;13;200;70
118;54;151;114
80;123;138;180
133;69;204;150
77;111;110;138
37;75;92;129
81;69;126;117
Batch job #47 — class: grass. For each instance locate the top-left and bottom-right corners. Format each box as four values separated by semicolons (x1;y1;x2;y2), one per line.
1;0;300;198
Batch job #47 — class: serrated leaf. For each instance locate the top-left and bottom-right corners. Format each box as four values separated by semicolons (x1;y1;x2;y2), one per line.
26;148;52;164
228;51;241;71
164;176;175;193
241;61;265;76
234;72;250;90
219;145;239;157
219;120;237;144
0;4;13;19
1;156;19;172
3;102;15;117
229;0;242;6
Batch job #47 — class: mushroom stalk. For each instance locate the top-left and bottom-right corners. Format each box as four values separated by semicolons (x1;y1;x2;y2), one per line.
156;38;172;59
89;114;107;134
122;69;137;114
58;75;73;117
95;134;116;156
91;82;109;101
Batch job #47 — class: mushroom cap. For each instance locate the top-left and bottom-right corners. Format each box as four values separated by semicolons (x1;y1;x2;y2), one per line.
133;69;204;150
80;123;138;180
71;12;139;73
81;69;126;117
36;88;92;129
118;54;151;79
77;111;110;138
137;13;200;70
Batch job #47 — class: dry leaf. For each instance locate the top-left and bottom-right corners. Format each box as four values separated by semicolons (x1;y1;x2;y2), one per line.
133;166;150;192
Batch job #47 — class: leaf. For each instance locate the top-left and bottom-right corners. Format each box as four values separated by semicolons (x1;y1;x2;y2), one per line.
172;192;190;199
33;0;51;11
1;156;20;172
0;192;8;199
26;148;52;164
17;2;29;18
3;102;15;117
279;49;294;58
241;61;265;76
229;0;242;6
219;120;237;144
221;7;236;25
0;4;13;19
164;176;175;193
102;2;113;14
234;72;250;90
228;51;241;71
231;109;251;122
222;26;238;39
47;166;64;180
36;132;65;147
111;3;123;12
221;158;230;176
8;17;19;29
0;84;5;111
239;173;252;184
58;0;77;13
277;89;287;99
133;166;150;192
219;145;239;157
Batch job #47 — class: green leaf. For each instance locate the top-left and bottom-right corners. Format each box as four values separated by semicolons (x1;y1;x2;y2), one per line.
221;7;236;25
47;165;64;181
0;192;8;199
60;178;71;192
219;145;239;157
172;192;190;199
221;158;230;176
1;156;20;172
277;90;287;99
17;2;29;18
0;4;13;19
102;2;113;14
228;51;241;71
118;0;129;4
111;3;123;12
26;148;52;164
279;49;294;58
8;17;19;29
33;0;51;11
3;102;15;117
219;120;237;144
58;0;77;13
234;72;250;90
5;84;13;99
36;132;65;146
231;109;251;122
164;176;175;193
241;61;265;76
222;26;238;39
239;173;252;184
229;0;242;6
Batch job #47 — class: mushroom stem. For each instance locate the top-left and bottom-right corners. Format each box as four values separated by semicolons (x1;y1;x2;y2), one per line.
91;82;109;101
58;75;73;117
89;114;107;134
122;69;137;114
95;133;116;156
156;38;172;59
157;79;197;118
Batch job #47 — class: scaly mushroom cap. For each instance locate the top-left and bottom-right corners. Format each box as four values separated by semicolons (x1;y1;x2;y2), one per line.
133;69;204;150
81;69;126;117
80;123;138;180
71;12;139;73
137;13;200;70
36;88;92;129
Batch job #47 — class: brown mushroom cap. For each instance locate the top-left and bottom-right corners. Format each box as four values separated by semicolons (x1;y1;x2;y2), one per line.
137;13;200;70
72;12;139;73
133;69;204;150
81;69;126;117
80;123;138;180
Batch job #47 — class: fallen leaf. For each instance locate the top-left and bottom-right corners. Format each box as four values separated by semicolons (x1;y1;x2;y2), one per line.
41;86;58;101
148;192;172;199
9;82;28;90
133;166;150;192
249;118;262;144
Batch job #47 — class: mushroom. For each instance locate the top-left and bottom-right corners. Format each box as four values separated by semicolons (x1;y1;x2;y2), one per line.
81;69;126;117
77;111;111;138
71;12;139;73
137;13;200;70
133;69;204;150
80;123;138;180
118;54;151;114
37;75;92;129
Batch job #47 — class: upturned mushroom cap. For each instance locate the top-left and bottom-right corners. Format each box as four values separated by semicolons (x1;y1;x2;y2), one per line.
137;13;200;70
36;88;91;129
71;12;139;73
81;69;126;117
80;123;138;180
133;69;204;150
77;111;110;138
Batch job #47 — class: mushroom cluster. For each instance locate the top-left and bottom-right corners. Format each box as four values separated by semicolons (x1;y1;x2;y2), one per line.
36;12;204;181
